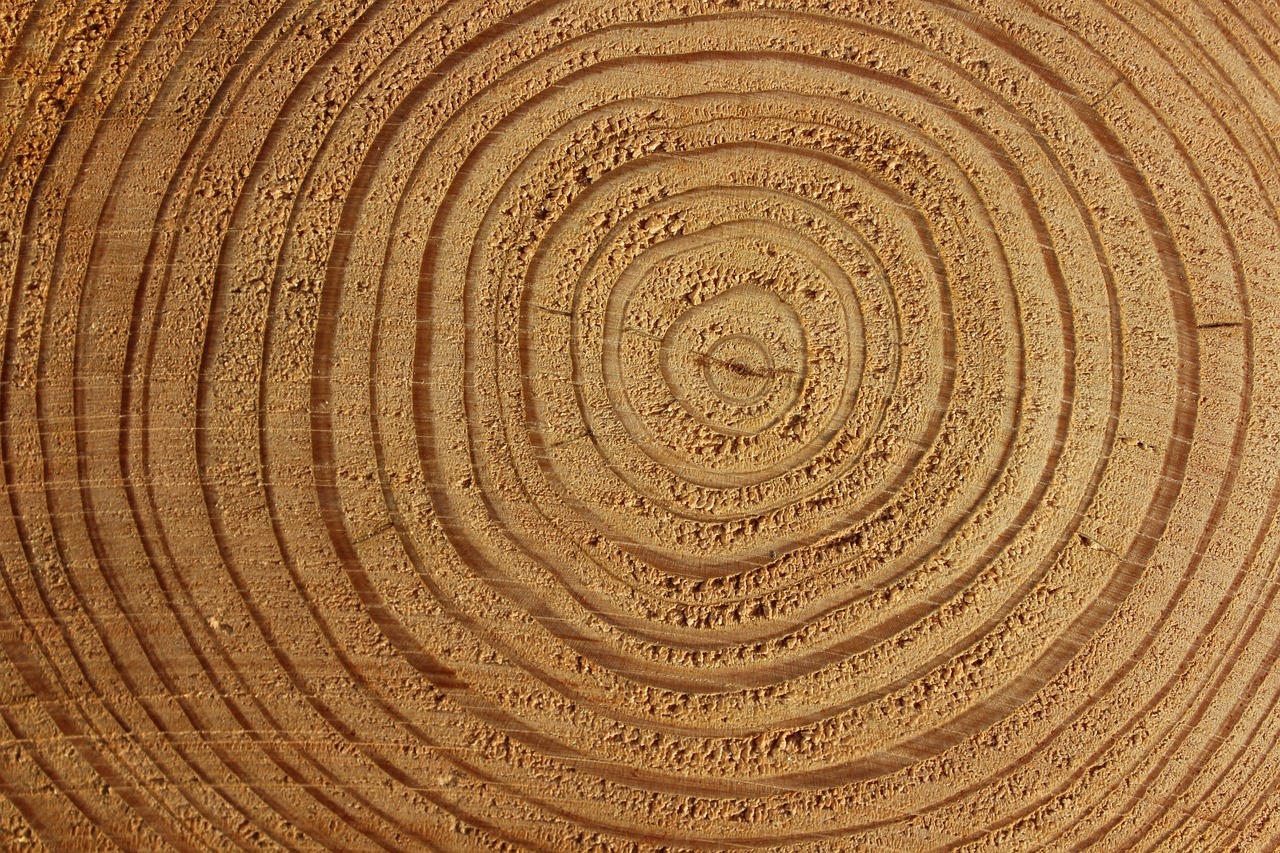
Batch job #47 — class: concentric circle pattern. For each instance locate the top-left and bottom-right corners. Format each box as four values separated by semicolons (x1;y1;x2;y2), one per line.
2;0;1280;849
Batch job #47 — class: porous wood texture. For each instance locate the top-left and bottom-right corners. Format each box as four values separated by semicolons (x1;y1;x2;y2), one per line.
2;1;1280;850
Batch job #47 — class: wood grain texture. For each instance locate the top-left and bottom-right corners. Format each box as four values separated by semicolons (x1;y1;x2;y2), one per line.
1;0;1279;849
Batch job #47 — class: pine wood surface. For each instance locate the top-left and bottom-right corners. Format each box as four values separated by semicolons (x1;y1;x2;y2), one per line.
1;0;1280;849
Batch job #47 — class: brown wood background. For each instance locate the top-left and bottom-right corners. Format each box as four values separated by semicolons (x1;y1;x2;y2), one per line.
1;0;1279;849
